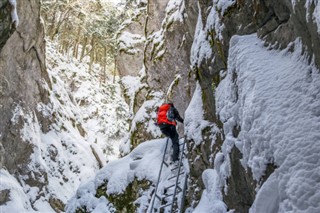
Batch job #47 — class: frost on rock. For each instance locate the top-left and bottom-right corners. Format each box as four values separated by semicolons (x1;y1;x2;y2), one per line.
193;169;227;213
66;138;171;213
184;82;212;145
304;0;320;33
119;87;163;154
130;91;163;138
166;0;185;23
147;0;186;60
216;34;320;212
0;40;130;212
118;31;145;54
213;0;236;16
0;170;36;213
191;0;234;67
121;74;147;115
9;0;19;28
166;74;181;99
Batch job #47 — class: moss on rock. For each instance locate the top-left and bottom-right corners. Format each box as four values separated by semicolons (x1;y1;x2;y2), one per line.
95;179;151;213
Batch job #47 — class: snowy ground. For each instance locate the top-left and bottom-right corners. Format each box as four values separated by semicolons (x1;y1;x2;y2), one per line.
66;138;179;212
0;41;129;212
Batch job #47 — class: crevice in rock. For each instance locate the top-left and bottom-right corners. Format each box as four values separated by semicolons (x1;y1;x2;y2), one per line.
223;146;256;213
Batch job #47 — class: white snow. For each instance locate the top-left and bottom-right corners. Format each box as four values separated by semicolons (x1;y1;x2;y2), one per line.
66;138;177;213
305;0;320;33
166;0;185;23
121;75;147;115
120;90;163;154
166;74;181;100
118;31;145;54
216;34;320;212
214;0;236;15
9;0;19;27
0;170;36;213
193;169;227;213
191;0;234;67
184;82;211;145
0;40;129;212
190;4;212;67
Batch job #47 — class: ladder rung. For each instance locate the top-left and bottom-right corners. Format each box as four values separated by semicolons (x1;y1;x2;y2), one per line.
168;172;185;180
163;192;174;198
165;182;180;190
155;193;162;201
171;165;183;171
160;202;173;209
162;185;183;198
163;161;170;167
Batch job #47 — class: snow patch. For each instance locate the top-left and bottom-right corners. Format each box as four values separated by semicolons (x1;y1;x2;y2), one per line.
66;138;172;212
118;31;145;54
184;82;211;145
9;0;19;27
0;169;36;212
191;0;234;66
193;169;227;213
305;0;320;33
166;0;185;23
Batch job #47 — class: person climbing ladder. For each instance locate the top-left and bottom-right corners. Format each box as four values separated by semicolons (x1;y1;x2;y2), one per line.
156;102;184;162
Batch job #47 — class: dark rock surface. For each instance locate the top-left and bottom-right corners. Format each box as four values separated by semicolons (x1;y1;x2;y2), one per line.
0;0;12;50
0;0;50;195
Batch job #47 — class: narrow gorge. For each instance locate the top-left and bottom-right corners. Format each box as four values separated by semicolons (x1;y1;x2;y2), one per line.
1;0;320;212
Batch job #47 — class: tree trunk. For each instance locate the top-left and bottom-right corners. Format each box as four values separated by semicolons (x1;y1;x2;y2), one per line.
89;36;95;73
49;4;59;39
113;56;117;83
73;26;82;59
103;46;107;84
80;37;88;62
51;8;71;40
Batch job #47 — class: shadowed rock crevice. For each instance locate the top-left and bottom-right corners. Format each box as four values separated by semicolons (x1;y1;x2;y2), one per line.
0;0;12;50
223;146;256;213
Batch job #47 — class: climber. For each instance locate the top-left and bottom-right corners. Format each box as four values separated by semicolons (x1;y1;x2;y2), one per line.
156;102;184;162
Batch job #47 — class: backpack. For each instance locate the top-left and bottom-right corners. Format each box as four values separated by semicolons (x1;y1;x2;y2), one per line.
157;103;176;125
166;105;175;122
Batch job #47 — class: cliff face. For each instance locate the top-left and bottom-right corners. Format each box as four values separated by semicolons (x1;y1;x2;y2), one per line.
117;0;320;211
192;1;320;211
117;0;198;151
0;0;51;205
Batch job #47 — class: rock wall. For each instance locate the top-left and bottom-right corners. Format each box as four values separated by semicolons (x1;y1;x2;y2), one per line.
117;0;320;212
0;0;12;50
117;0;198;150
188;0;320;211
0;0;49;190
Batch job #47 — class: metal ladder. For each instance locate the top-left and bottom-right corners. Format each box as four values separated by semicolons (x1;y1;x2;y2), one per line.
148;138;189;213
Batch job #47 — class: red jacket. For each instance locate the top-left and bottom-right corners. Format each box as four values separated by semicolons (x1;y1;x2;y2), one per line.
157;104;177;126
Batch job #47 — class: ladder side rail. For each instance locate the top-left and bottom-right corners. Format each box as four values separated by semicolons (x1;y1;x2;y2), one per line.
169;138;187;212
149;138;170;213
178;137;189;212
179;173;188;213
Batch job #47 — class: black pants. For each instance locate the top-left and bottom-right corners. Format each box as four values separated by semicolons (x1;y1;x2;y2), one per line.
159;124;179;161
